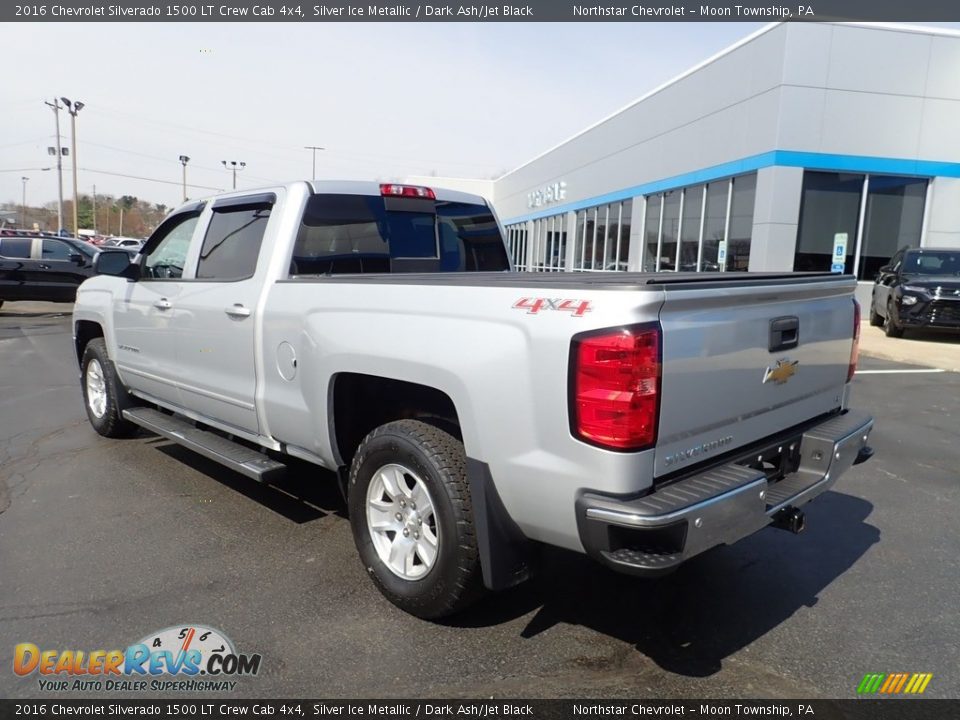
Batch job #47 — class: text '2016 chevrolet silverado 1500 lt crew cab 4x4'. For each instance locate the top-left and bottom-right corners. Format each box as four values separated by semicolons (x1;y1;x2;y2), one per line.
73;181;874;619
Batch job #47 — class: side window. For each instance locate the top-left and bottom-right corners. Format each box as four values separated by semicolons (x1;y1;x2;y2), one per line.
0;238;33;258
143;214;200;280
890;250;904;272
196;207;270;281
42;239;74;261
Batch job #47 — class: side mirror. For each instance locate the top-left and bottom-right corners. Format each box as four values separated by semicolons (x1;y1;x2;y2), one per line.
69;252;85;265
94;250;140;280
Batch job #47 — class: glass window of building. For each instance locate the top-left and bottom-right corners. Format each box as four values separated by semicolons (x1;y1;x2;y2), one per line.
795;172;863;273
727;174;756;271
530;213;567;272
643;195;661;272
794;171;927;279
659;190;681;271
860;177;926;280
573;200;632;271
506;223;528;271
678;184;703;272
701;182;727;272
642;173;756;272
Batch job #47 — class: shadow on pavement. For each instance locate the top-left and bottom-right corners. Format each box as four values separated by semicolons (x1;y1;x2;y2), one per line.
154;441;347;523
138;434;879;679
897;328;960;344
451;491;878;678
0;310;69;318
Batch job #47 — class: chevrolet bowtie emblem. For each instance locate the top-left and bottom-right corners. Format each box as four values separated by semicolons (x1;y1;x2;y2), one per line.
763;358;799;385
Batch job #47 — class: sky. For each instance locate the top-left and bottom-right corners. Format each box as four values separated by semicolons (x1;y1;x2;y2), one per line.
2;21;958;213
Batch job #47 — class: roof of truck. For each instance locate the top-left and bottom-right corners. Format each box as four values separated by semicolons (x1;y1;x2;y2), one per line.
177;180;490;213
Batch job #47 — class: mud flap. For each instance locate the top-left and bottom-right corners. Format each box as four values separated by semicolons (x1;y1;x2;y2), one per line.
467;458;532;591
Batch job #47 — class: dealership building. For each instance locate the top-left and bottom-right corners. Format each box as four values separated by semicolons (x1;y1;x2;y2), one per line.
412;22;960;298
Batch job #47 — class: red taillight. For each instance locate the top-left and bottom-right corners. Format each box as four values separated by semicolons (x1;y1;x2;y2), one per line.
379;183;436;200
571;324;661;451
847;299;861;382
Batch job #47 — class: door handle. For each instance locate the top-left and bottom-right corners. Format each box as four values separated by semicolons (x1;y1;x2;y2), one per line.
769;316;799;353
39;263;51;270
224;304;251;318
153;299;172;310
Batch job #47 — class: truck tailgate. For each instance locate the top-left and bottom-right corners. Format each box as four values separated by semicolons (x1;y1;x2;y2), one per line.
654;274;857;479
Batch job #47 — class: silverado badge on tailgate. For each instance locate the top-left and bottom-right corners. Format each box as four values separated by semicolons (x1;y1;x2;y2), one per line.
763;358;799;385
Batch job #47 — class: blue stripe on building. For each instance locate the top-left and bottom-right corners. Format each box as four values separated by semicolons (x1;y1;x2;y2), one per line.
503;151;960;225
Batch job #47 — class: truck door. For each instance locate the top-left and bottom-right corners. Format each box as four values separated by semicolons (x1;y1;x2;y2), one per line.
170;193;274;435
0;238;36;301
112;209;202;406
39;238;90;301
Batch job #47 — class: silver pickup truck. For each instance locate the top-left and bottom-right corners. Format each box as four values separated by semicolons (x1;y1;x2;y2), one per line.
73;181;874;618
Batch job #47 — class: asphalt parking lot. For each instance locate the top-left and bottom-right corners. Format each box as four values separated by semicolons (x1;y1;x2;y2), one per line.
1;303;957;700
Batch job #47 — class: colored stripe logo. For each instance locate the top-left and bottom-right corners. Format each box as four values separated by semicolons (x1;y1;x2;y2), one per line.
857;673;933;694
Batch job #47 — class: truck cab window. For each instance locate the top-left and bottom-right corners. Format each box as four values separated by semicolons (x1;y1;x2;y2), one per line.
143;214;200;280
196;207;270;281
291;194;508;275
0;238;33;259
41;239;73;261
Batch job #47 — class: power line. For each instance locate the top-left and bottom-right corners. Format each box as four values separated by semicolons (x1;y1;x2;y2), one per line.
80;139;278;183
0;137;53;150
79;166;225;192
85;104;501;172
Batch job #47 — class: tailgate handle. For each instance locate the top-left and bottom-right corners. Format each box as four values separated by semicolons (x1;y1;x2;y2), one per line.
769;316;799;352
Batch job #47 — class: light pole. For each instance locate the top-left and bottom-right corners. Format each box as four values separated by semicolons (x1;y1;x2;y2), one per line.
221;160;246;190
179;155;191;201
304;145;324;180
21;177;29;227
61;97;85;235
45;98;66;233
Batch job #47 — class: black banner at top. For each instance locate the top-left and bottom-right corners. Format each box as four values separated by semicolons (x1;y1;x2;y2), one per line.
5;0;960;22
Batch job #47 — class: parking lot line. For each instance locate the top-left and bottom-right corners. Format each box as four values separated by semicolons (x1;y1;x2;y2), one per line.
856;369;946;374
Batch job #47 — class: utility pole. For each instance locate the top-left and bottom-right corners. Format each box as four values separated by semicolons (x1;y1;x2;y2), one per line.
21;177;29;227
92;184;97;234
304;145;324;180
221;160;246;190
179;155;190;201
61;97;85;235
45;98;66;233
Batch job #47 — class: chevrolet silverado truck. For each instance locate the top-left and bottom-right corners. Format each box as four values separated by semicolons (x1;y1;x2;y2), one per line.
73;181;874;618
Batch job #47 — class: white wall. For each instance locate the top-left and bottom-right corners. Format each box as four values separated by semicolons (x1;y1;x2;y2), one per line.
402;175;494;201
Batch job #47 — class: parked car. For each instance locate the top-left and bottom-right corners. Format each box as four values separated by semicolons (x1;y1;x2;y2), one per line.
73;181;873;619
102;237;144;250
870;247;960;337
0;235;107;307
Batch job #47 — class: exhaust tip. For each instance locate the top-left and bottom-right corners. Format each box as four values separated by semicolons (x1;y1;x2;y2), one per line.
773;506;806;535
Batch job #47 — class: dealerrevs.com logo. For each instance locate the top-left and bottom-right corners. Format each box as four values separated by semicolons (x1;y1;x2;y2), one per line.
14;625;262;692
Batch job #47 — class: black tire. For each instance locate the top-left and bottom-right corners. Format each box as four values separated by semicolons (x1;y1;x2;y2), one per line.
884;299;905;338
80;338;139;438
868;297;883;327
348;419;482;619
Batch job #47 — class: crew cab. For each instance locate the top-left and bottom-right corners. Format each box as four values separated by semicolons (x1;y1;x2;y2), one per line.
0;235;101;307
73;181;874;618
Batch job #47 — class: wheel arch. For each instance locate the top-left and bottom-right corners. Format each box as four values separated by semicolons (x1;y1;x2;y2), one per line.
329;372;463;470
74;320;105;367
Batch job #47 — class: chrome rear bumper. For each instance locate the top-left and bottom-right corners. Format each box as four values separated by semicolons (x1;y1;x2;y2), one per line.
575;410;874;576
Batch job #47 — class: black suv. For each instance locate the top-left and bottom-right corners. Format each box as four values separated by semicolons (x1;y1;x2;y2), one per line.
0;236;101;308
870;247;960;337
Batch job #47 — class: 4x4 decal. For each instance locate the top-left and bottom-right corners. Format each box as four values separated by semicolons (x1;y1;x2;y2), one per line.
512;298;592;317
